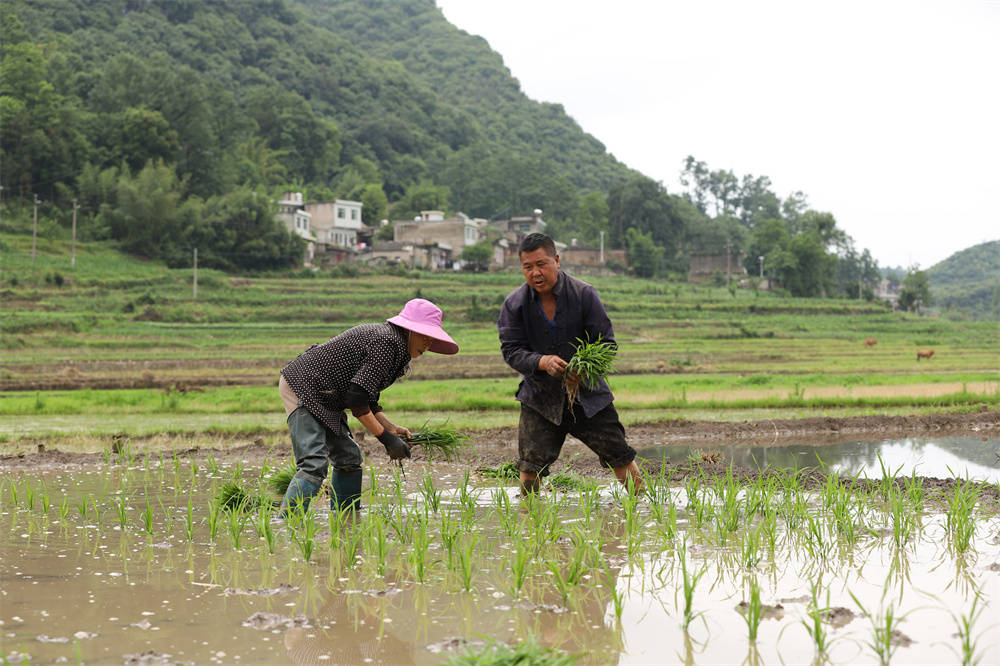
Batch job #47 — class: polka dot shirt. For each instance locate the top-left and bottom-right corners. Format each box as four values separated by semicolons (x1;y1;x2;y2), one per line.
281;323;410;433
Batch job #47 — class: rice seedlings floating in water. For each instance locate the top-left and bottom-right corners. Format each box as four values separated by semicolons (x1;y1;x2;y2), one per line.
215;480;271;513
445;636;581;666
478;461;520;481
408;423;471;461
547;473;598;493
564;334;617;413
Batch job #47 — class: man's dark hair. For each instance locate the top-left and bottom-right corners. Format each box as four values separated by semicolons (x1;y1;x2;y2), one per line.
519;233;556;257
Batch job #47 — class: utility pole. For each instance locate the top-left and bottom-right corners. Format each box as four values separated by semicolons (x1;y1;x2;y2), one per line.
71;199;79;268
32;195;39;262
192;247;198;299
599;231;605;266
758;255;764;279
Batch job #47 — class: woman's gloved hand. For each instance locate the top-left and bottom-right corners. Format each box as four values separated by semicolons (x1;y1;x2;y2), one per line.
377;430;411;460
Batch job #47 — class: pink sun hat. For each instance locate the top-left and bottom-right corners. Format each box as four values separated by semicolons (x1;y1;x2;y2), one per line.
387;298;459;355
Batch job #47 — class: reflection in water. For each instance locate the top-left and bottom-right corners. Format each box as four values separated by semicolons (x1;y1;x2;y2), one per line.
639;436;1000;482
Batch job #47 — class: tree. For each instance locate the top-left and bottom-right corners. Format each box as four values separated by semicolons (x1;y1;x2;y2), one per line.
625;227;663;278
898;267;932;312
389;181;450;220
100;160;191;259
359;183;388;225
607;175;683;270
461;242;492;271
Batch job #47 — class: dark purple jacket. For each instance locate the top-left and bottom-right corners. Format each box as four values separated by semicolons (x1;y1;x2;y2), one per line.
497;271;616;425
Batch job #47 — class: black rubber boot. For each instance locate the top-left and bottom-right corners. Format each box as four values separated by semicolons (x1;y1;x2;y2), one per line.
279;474;321;518
330;469;363;511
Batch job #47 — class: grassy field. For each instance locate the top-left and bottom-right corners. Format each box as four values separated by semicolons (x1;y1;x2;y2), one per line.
2;234;998;442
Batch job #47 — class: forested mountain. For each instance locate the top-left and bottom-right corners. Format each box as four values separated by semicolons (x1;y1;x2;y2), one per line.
2;0;891;296
927;241;1000;319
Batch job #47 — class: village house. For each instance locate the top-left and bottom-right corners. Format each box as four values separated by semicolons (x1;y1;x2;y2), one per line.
492;209;547;266
275;192;314;264
361;241;449;270
392;211;486;269
687;251;747;283
305;199;364;265
560;238;627;274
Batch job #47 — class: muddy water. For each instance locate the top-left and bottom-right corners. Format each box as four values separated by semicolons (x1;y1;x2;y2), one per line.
640;435;1000;483
2;460;998;665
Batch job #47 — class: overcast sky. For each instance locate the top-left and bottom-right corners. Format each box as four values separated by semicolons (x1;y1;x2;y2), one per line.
435;0;999;269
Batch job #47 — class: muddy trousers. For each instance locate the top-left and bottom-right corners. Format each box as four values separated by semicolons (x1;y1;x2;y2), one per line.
280;407;364;515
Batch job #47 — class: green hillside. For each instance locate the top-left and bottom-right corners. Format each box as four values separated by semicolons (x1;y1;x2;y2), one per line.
927;240;1000;319
0;0;924;298
1;0;631;218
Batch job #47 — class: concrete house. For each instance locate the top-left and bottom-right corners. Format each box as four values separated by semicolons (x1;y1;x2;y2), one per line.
688;251;747;283
276;192;314;264
306;199;363;246
393;211;486;269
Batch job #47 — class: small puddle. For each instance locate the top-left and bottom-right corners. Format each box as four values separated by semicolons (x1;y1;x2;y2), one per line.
639;435;1000;482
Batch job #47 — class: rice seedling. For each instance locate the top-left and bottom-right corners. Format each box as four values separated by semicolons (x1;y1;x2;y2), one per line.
75;494;88;519
226;506;248;550
58;497;70;522
945;476;979;555
364;516;389;575
949;593;986;666
207;500;222;541
678;538;707;630
456;533;478;592
800;577;832;656
139;498;154;534
850;585;907;666
257;505;276;555
407;422;471;461
6;480;17;506
409;514;433;583
509;538;531;598
740;525;762;570
215;480;270;513
183;497;195;541
547;473;599;493
440;510;460;569
24;480;35;510
741;578;764;641
886;486;916;547
289;506;319;562
604;565;626;622
477;461;520;481
115;494;128;529
265;460;296;497
419;471;443;514
564;333;617;412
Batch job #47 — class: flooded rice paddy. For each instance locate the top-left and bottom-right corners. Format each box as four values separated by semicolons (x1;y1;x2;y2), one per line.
2;438;999;665
640;436;1000;484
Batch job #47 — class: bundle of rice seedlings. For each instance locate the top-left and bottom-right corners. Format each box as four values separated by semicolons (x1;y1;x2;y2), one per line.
547;473;599;493
564;334;617;412
266;460;297;497
477;461;520;480
408;423;471;461
216;481;270;513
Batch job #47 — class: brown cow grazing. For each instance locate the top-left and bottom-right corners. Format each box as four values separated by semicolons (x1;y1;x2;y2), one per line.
864;338;877;347
916;349;935;361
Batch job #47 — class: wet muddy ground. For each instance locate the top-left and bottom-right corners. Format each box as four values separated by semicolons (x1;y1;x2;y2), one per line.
3;412;999;664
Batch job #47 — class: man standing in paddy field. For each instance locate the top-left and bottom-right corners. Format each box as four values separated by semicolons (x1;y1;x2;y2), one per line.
498;232;644;495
